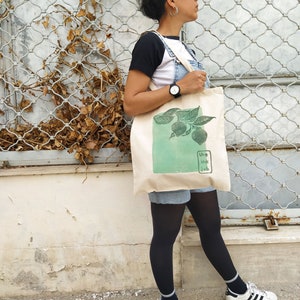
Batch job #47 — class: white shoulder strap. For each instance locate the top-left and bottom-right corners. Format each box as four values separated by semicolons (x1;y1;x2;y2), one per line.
149;31;194;90
166;42;194;72
154;31;194;72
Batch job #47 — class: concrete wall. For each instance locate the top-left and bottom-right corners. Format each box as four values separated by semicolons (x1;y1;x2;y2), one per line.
0;164;182;297
1;163;299;297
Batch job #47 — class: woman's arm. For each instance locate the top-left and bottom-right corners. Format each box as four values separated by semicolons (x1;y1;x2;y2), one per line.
124;69;207;117
124;69;174;117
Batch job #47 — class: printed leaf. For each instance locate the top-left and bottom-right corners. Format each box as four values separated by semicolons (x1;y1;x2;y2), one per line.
183;126;192;136
193;116;215;126
176;107;199;122
163;108;180;116
153;114;174;124
170;132;176;139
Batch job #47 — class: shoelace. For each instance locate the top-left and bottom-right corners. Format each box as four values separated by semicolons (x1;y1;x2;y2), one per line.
247;282;268;297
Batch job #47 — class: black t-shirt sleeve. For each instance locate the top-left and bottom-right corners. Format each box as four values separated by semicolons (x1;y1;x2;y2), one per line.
129;32;165;78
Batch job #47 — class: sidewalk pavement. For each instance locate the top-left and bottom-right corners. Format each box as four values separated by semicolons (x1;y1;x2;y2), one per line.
1;284;300;300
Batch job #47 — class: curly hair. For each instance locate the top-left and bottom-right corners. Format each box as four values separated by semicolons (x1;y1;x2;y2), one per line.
140;0;166;21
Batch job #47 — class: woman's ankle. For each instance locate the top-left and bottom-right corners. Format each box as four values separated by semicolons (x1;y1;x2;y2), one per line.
161;289;178;299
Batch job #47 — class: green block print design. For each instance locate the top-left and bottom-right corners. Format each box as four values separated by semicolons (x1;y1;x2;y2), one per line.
152;106;215;173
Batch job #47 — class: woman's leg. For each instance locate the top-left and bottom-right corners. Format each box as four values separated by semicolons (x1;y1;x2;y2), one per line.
186;190;247;294
150;202;186;299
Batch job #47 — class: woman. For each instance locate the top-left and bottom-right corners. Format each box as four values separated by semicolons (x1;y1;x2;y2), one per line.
124;1;277;299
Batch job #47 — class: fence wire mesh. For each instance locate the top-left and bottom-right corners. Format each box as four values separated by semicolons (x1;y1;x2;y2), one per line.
0;0;137;163
0;0;299;213
187;0;300;212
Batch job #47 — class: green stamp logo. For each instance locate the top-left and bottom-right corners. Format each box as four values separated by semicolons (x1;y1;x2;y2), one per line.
197;150;212;173
152;106;215;174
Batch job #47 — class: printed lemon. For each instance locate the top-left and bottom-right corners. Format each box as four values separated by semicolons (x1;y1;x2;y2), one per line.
171;121;187;137
192;127;207;145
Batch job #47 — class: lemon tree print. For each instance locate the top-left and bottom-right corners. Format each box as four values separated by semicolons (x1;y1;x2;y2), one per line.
152;106;215;173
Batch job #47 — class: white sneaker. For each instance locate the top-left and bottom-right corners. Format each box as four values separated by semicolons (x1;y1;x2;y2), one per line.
225;282;277;300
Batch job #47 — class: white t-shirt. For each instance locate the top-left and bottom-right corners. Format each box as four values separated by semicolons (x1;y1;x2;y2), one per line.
129;31;194;88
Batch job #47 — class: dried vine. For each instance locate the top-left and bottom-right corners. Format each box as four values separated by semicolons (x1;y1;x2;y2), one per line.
0;0;130;164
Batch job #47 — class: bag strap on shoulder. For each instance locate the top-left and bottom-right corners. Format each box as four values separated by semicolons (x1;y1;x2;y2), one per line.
149;31;194;90
151;31;194;72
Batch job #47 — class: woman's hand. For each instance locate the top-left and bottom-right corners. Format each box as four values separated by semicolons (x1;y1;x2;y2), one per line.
177;70;207;95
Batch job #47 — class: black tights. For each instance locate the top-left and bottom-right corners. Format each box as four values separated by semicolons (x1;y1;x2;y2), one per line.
150;190;241;297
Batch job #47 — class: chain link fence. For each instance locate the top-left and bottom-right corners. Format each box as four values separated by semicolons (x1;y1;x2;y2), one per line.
0;0;299;217
0;0;145;164
187;0;300;215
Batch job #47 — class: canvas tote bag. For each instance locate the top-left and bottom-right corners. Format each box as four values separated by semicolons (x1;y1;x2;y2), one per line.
130;40;231;195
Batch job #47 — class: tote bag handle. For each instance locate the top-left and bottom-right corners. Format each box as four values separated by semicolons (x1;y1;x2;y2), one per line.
149;31;197;90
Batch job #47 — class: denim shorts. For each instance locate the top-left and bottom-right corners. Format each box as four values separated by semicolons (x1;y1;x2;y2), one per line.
148;187;216;204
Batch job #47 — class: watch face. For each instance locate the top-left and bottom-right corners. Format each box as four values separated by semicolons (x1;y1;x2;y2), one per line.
170;85;179;95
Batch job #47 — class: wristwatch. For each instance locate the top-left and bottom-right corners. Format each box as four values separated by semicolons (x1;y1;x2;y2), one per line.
169;83;181;98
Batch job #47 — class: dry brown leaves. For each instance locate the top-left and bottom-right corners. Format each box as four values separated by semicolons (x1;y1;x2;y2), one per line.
0;0;131;164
